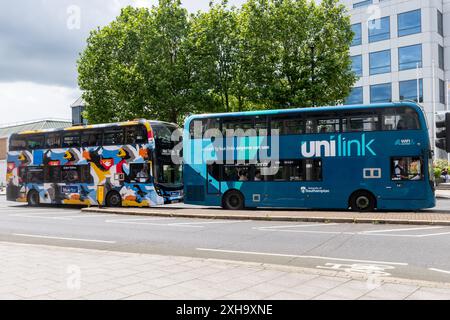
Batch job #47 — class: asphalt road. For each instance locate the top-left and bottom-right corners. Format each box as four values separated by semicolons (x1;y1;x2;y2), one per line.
1;196;450;284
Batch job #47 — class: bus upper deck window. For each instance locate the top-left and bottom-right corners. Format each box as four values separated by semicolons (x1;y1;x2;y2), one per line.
27;135;45;150
62;135;81;148
46;134;61;149
10;136;26;151
103;129;124;146
125;126;147;144
382;108;420;130
81;131;102;147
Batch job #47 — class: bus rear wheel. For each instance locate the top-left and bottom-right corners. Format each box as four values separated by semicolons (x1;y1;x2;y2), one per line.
27;190;40;207
350;191;376;212
106;191;122;208
222;190;245;210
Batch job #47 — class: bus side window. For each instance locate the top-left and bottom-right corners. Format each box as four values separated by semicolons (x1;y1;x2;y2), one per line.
27;135;45;150
81;130;103;148
62;133;81;148
317;118;340;133
45;134;61;149
61;166;80;183
9;136;26;151
343;112;379;132
27;167;44;183
80;165;93;183
391;157;423;181
128;163;150;183
207;163;222;181
125;126;147;145
382;108;420;131
44;166;61;183
103;128;124;146
271;116;303;135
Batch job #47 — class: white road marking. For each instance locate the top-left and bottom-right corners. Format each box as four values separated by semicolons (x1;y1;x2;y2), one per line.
359;226;444;234
418;231;450;238
428;268;450;275
169;220;247;226
196;248;408;266
105;220;203;228
256;223;339;229
55;214;109;219
105;218;246;228
8;214;72;221
12;233;116;244
255;228;354;235
254;225;450;238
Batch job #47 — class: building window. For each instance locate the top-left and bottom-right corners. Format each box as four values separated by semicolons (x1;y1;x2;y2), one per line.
398;9;421;37
439;45;445;70
398;44;422;71
399;79;423;103
345;87;364;105
369;50;391;75
370;83;392;103
353;0;373;9
438;10;444;37
351;55;363;77
440;80;446;105
368;16;390;43
351;23;362;46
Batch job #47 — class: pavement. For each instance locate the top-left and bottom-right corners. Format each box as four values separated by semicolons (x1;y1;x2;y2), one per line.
0;241;449;300
83;204;450;226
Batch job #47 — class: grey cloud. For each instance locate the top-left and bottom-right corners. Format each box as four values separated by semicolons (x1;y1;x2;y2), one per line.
0;0;247;88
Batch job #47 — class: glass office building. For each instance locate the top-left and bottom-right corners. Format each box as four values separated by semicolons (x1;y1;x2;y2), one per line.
343;0;449;157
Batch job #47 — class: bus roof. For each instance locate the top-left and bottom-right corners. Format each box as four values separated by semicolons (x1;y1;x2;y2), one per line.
12;119;177;136
185;102;425;123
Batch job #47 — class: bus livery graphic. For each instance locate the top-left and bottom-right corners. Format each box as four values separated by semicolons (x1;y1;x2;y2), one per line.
6;120;183;207
183;102;435;211
300;134;376;158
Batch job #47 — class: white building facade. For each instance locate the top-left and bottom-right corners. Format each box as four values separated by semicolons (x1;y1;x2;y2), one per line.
341;0;450;157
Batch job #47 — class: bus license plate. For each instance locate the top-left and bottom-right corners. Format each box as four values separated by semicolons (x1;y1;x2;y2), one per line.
61;186;78;194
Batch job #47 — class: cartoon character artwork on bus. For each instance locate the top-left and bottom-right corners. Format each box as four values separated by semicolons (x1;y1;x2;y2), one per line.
6;120;169;207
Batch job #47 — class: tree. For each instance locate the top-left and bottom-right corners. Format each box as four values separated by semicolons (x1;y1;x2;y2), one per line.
78;0;356;124
240;0;356;108
190;1;250;112
78;1;205;124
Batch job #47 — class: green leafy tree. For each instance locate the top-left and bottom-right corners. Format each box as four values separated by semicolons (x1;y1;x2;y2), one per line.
78;1;205;124
78;0;356;124
240;0;356;108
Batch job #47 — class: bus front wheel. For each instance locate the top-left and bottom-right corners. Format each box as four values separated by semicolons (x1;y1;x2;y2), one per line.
27;190;40;207
106;191;122;208
222;190;245;210
349;191;376;212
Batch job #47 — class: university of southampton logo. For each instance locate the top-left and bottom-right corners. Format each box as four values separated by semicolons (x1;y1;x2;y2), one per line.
301;134;376;158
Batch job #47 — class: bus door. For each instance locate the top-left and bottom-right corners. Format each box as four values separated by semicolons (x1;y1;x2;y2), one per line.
387;156;427;200
206;163;221;194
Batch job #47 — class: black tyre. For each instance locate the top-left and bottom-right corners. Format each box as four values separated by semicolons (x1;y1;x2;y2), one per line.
27;190;40;207
222;190;245;210
350;191;376;212
106;191;122;208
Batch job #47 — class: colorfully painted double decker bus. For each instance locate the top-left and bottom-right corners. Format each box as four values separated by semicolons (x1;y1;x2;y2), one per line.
6;120;183;207
183;102;435;211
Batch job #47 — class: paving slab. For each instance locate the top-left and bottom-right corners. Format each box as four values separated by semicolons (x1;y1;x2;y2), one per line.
0;240;449;300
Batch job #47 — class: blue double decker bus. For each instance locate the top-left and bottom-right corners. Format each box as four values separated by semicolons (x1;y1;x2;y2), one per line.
183;102;435;211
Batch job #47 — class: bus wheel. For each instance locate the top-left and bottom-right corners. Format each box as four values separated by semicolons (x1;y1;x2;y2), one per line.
106;191;122;208
350;191;376;212
27;190;40;207
222;190;245;210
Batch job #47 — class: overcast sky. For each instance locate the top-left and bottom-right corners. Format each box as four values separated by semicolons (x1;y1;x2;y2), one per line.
0;0;247;126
